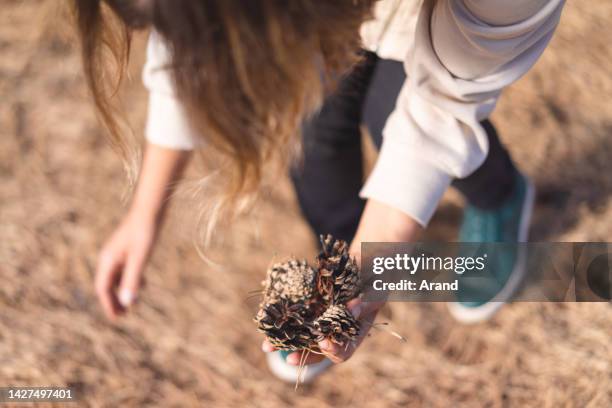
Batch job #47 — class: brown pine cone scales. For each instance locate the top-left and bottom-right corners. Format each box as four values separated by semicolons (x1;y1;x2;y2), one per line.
255;299;316;351
262;259;316;303
255;235;361;351
316;234;360;304
313;304;360;346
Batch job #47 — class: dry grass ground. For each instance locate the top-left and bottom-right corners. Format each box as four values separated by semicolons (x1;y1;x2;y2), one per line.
1;1;611;407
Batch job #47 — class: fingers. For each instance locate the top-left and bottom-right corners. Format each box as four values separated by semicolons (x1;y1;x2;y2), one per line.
314;300;383;364
261;339;276;353
260;340;328;365
95;250;125;320
286;350;327;365
96;245;147;319
260;299;387;366
117;249;146;309
263;321;373;366
285;338;356;365
318;339;347;364
346;298;385;319
284;337;358;366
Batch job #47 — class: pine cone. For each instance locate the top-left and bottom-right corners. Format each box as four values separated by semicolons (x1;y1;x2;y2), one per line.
255;299;316;350
255;235;362;351
316;234;361;304
313;304;360;347
262;259;316;304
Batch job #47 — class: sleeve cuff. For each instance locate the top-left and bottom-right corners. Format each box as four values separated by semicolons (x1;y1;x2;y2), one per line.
359;136;452;227
145;92;200;150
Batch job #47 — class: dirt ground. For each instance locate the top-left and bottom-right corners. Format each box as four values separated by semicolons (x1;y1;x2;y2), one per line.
1;1;611;407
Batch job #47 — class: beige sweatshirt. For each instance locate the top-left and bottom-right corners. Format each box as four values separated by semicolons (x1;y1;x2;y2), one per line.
143;0;566;226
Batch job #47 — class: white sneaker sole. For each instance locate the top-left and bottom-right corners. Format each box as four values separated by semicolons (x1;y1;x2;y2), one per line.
448;178;535;324
266;351;333;384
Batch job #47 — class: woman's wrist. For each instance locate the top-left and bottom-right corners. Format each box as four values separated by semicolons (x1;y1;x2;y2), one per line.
350;199;423;260
127;203;163;226
127;144;191;226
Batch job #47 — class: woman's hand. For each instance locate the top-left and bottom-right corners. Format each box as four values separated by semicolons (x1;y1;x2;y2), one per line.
262;198;423;364
261;297;386;364
95;212;158;320
95;144;190;320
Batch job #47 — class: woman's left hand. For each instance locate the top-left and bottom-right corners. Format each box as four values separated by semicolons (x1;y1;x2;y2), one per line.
262;198;422;364
261;298;385;365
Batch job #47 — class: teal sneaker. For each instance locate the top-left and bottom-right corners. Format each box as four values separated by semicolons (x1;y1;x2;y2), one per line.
266;350;332;383
448;171;535;323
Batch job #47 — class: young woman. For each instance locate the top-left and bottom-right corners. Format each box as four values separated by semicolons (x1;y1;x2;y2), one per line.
73;0;565;382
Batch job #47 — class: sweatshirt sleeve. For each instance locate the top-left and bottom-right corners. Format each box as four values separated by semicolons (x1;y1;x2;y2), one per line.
142;31;200;150
360;0;565;226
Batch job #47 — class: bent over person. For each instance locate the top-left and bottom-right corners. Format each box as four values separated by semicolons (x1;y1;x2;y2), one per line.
72;0;566;382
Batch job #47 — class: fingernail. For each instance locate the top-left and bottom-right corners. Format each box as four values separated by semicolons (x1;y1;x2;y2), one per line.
287;353;300;366
319;339;331;351
351;305;363;320
118;289;135;307
261;342;272;353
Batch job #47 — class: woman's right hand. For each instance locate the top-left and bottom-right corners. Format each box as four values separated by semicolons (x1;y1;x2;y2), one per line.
95;212;158;320
93;144;191;320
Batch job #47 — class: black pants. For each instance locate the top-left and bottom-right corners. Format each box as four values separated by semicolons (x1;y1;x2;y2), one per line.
291;52;517;242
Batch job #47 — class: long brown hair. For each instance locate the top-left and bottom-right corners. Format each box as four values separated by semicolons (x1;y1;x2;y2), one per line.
72;0;375;228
